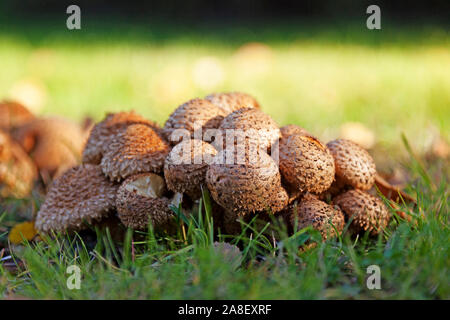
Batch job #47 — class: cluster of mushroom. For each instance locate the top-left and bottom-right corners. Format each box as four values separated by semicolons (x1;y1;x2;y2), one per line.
0;100;89;198
35;92;391;241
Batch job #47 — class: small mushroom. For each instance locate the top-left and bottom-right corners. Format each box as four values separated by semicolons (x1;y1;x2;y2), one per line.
206;149;288;214
326;139;376;190
205;92;260;114
334;189;390;236
115;173;175;231
164;139;217;199
163;98;227;145
82;111;160;165
101;124;170;182
0;100;35;132
289;193;345;240
279;134;335;194
35;164;118;233
0;130;37;198
218;108;280;153
12;117;87;177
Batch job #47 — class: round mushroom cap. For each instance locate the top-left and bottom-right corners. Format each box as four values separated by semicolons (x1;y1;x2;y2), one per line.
206;149;288;214
205;92;260;114
82;111;160;165
163;98;227;145
12;117;86;177
218;108;280;152
116;173;175;230
35;164;118;233
164;139;217;199
0;130;37;198
0;100;35;132
101;124;170;182
289;193;345;240
279;134;335;194
334;189;390;236
280;124;310;138
326;139;377;190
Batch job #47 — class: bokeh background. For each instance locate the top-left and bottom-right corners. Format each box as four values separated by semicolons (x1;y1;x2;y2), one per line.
0;0;449;168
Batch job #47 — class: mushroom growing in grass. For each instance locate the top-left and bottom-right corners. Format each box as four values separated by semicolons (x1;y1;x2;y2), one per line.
218;107;280;153
334;189;390;236
163;98;227;145
206;149;288;215
205;92;260;114
35;164;118;233
115;172;176;231
279;134;335;194
326;139;376;190
164;139;217;200
288;193;345;241
82;111;160;165
0;130;37;198
101;124;170;182
12;117;87;177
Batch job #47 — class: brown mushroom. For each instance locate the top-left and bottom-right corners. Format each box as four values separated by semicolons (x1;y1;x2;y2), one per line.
0;100;35;132
115;173;176;231
12;117;86;177
35;164;118;233
0;130;37;198
206;149;288;214
101;124;170;182
279;134;335;194
164;139;217;199
289;193;345;240
326;139;376;190
217;107;280;153
334;189;390;236
163;98;227;145
82;111;161;165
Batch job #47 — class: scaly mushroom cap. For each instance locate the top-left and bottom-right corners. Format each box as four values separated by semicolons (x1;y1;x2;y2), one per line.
279;134;335;194
82;111;160;165
334;189;390;236
280;124;310;138
35;164;118;233
289;193;345;240
12;117;86;176
205;92;260;114
164;139;217;199
218;108;280;152
163;98;227;145
116;173;175;230
206;149;288;214
326;139;377;190
101;124;170;181
0;130;37;198
0;100;35;132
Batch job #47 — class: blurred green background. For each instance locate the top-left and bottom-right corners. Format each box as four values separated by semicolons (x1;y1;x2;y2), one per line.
0;2;448;161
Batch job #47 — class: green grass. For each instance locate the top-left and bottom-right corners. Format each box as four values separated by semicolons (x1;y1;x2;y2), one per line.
1;149;448;299
0;19;449;299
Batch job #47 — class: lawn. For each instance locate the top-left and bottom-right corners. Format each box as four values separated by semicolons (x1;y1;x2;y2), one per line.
0;18;449;299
